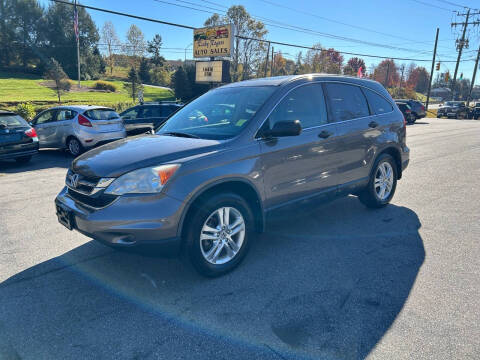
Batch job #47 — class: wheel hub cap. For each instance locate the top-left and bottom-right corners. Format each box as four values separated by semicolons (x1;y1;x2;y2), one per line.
374;162;394;201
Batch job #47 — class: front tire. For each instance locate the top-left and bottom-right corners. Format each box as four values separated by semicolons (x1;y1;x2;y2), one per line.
359;154;398;208
184;193;254;277
67;137;83;157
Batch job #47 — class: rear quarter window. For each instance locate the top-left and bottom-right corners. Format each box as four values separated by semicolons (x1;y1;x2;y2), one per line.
84;109;119;120
364;89;393;115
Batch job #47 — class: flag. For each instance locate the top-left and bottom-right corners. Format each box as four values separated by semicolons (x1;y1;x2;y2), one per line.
73;4;79;42
357;66;363;78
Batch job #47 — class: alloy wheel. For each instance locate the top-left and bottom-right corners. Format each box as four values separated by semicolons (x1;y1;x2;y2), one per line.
200;206;245;265
374;162;394;201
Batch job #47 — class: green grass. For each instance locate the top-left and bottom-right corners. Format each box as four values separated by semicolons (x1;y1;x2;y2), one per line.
0;71;174;110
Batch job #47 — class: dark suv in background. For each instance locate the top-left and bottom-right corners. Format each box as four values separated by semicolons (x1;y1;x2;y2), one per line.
395;99;426;121
120;102;183;135
55;74;409;277
437;101;469;119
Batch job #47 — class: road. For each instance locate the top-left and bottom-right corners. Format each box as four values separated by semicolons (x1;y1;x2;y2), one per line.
0;118;479;359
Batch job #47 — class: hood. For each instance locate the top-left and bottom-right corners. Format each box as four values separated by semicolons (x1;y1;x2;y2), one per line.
72;135;223;178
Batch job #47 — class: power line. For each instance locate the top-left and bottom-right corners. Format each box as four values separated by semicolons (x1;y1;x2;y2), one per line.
433;0;468;8
155;0;440;54
408;0;455;12
49;0;477;63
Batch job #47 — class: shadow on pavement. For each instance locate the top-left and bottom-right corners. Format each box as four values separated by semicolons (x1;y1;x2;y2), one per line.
0;149;72;174
0;196;425;359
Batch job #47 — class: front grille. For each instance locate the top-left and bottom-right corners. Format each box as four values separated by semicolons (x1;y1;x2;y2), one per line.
65;169;117;208
67;188;117;208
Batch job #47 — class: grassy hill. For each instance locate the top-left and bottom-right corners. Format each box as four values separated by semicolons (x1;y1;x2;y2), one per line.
0;71;174;111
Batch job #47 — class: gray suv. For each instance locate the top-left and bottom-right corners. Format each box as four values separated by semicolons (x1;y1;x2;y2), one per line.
55;75;409;276
31;106;126;156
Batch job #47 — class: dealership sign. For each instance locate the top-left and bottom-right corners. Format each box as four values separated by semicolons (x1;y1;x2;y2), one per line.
195;61;230;83
193;24;233;58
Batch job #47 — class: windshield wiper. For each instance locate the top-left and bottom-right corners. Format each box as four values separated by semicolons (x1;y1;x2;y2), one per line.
161;131;200;139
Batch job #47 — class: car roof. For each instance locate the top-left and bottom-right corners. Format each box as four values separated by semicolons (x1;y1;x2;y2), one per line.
219;74;382;88
44;105;115;111
0;110;16;115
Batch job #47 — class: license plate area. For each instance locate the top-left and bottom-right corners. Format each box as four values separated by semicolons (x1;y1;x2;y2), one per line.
56;203;75;230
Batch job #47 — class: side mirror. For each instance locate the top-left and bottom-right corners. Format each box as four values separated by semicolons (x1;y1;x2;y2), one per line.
265;120;302;138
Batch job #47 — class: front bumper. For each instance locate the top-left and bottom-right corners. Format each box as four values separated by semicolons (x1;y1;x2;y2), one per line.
55;186;184;254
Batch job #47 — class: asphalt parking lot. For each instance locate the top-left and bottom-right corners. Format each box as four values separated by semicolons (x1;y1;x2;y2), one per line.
0;118;479;360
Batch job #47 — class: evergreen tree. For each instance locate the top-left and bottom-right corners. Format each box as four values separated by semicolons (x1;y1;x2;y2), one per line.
172;66;191;101
124;67;143;101
138;57;150;84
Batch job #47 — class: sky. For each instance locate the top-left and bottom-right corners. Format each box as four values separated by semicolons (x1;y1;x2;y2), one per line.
39;0;480;79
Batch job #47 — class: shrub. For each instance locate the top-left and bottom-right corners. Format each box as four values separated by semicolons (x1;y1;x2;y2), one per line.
93;80;118;92
15;103;36;121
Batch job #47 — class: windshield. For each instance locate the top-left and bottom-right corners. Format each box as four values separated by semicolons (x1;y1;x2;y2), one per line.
157;86;276;140
0;114;29;128
84;108;120;120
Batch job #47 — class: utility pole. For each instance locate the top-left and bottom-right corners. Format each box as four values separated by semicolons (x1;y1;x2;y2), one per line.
426;28;439;111
399;64;405;89
384;60;390;87
467;45;480;107
270;46;274;77
264;41;270;77
450;9;480;99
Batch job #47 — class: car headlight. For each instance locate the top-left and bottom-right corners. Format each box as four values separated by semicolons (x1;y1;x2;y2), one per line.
104;164;180;195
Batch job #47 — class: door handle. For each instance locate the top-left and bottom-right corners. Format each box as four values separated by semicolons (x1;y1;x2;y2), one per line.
369;121;379;128
318;130;332;139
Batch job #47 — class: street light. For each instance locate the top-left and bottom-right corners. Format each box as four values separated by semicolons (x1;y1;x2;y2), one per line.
184;43;193;62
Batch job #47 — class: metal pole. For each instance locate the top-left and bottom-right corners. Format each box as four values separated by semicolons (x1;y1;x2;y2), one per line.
426;28;439;111
467;45;480;107
270;46;274;77
75;0;81;88
384;61;390;87
452;9;470;100
264;41;270;77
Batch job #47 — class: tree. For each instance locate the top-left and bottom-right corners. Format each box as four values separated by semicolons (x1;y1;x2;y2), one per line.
0;0;16;67
138;57;150;83
343;57;366;76
204;6;268;81
42;1;101;79
373;59;399;88
125;24;146;68
45;58;70;102
101;21;119;74
304;44;343;74
147;34;165;66
124;66;143;101
406;66;430;94
172;66;191;101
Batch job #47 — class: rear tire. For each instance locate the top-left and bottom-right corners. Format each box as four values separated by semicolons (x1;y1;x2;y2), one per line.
359;154;398;209
184;192;254;277
67;137;83;157
15;156;31;163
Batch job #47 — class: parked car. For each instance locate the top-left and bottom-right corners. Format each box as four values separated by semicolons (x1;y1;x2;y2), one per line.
395;99;426;120
0;110;39;163
31;106;126;156
120;102;183;136
437;101;469;119
395;102;415;124
55;74;409;277
471;102;480;120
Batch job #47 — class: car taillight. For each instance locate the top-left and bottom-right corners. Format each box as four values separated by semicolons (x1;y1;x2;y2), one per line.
421;105;425;111
78;114;92;127
406;109;411;113
25;128;37;138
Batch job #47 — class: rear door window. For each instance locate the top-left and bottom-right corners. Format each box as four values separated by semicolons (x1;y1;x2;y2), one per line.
268;83;328;129
364;89;393;115
143;107;162;118
121;107;139;119
56;109;77;121
84;109;119;120
324;83;370;122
